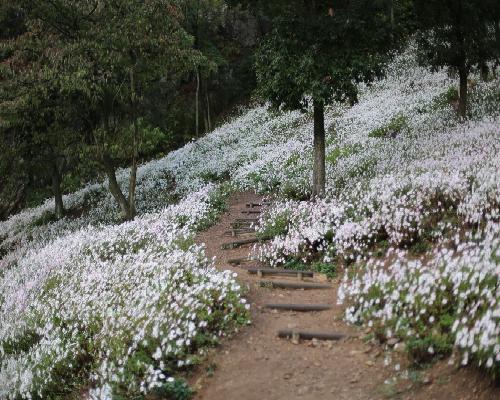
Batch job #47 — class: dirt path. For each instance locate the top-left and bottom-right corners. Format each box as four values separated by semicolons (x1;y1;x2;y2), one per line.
192;192;499;400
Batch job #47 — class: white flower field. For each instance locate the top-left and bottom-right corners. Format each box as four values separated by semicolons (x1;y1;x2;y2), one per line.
0;45;498;398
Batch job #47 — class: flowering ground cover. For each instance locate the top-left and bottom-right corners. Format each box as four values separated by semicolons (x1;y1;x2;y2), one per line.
1;44;499;398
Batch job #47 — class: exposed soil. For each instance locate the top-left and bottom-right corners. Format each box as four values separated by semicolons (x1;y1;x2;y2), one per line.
191;191;499;400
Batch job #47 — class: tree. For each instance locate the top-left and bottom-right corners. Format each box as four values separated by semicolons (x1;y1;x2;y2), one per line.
24;0;202;220
0;7;81;219
414;0;499;118
255;0;391;197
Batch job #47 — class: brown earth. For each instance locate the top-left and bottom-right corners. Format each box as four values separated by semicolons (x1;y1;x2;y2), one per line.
191;191;499;400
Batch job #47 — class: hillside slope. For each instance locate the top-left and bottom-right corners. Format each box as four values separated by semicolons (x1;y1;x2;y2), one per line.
0;45;498;398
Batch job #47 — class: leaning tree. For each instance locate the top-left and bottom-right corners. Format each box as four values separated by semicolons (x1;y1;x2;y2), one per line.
255;0;391;197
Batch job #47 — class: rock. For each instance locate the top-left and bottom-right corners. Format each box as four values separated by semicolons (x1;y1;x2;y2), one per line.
349;350;362;356
365;360;375;367
393;342;406;353
312;338;320;347
350;376;359;384
297;386;310;395
314;361;321;367
283;372;293;380
422;375;433;385
387;338;399;346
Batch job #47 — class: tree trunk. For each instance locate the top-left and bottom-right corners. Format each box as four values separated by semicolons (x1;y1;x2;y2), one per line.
51;162;64;219
480;64;489;81
312;100;326;198
458;67;468;119
195;68;200;136
128;67;138;219
103;154;133;221
128;121;138;219
205;87;211;132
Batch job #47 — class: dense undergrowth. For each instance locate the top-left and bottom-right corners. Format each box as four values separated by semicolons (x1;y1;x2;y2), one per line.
1;44;499;398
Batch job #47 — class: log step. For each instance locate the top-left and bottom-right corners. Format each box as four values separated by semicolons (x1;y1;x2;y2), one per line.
234;218;259;223
221;237;259;250
246;268;313;278
265;303;332;312
259;280;331;290
224;228;255;237
241;210;261;214
246;202;270;208
228;257;255;265
278;330;345;341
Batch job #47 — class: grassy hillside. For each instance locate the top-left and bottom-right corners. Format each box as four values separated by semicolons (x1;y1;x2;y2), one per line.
0;45;499;398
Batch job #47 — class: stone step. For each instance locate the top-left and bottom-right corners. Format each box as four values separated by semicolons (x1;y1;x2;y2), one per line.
246;267;313;278
278;330;345;341
264;303;332;312
259;280;331;290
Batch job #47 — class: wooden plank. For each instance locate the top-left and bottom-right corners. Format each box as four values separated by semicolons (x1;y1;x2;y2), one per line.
221;237;259;250
224;229;255;237
234;218;259;222
228;257;254;265
246;202;270;208
241;210;261;214
265;303;332;312
259;280;331;290
246;268;313;277
278;330;345;341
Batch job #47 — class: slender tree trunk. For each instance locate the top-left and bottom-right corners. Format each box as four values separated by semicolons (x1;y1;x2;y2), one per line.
458;66;468;119
128;121;138;219
51;161;64;219
312;100;326;198
103;154;132;221
206;87;211;132
128;67;138;219
195;68;200;136
480;64;489;81
390;0;395;43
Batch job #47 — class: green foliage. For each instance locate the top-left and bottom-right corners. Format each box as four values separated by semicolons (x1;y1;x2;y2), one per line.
430;87;459;111
326;144;361;165
368;115;409;139
255;1;392;112
406;334;453;365
31;210;57;227
152;379;193;400
257;212;290;240
311;261;337;278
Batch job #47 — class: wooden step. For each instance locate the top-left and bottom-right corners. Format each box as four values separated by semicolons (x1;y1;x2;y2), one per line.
246;202;270;208
265;303;332;312
241;210;261;214
234;218;259;223
278;330;345;341
259;280;331;290
228;257;255;265
246;268;313;278
221;237;259;250
224;228;256;237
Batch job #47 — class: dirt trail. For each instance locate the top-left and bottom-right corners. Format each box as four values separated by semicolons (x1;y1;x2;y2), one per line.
192;192;498;400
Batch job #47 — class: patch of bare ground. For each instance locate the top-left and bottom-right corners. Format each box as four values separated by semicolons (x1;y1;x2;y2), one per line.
190;191;499;400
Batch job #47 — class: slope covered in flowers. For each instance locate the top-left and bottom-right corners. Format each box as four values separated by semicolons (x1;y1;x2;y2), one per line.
0;44;499;398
